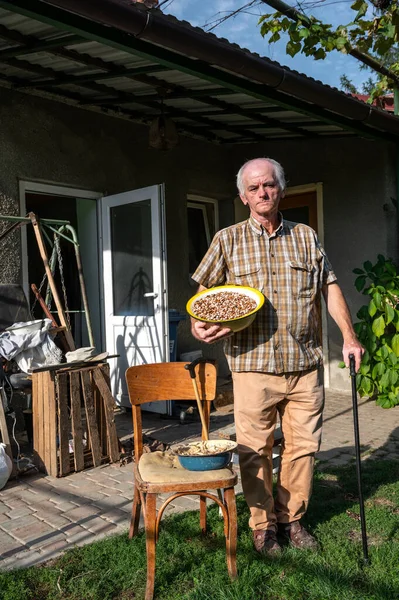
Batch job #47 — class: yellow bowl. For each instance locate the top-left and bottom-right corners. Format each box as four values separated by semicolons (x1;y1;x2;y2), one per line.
186;285;264;332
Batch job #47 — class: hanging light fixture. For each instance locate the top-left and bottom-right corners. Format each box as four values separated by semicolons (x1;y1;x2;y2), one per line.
149;93;179;151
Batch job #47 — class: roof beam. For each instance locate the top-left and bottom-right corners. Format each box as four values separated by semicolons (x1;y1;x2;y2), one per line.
2;52;263;141
16;64;171;88
0;32;82;60
0;0;394;141
0;0;397;142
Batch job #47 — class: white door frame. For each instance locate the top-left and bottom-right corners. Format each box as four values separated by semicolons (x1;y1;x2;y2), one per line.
19;180;102;341
101;184;169;410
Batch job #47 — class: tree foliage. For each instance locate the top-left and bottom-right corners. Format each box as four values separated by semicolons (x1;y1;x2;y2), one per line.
346;255;399;408
259;1;399;99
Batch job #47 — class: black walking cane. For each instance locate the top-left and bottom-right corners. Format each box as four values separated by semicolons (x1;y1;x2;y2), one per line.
349;353;369;564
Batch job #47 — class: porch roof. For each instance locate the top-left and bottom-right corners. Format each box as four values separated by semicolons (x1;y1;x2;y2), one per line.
0;0;399;144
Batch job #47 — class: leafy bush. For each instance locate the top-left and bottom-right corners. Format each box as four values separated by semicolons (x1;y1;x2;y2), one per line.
351;255;399;409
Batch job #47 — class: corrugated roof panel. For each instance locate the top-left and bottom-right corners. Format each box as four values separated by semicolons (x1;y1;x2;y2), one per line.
56;84;104;97
19;53;97;75
302;124;344;132
68;40;150;67
163;97;218;111
153;69;215;88
0;8;58;37
100;79;155;94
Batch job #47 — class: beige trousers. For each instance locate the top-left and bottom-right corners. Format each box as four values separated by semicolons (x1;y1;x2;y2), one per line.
232;368;324;531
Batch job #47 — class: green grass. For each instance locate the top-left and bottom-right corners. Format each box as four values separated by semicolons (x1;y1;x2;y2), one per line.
1;459;399;600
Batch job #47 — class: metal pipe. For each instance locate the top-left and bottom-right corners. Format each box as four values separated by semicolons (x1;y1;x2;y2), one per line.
57;224;94;347
0;214;70;224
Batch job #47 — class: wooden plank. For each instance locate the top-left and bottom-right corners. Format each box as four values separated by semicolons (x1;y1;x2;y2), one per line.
33;372;44;471
56;373;70;477
47;372;58;477
43;371;51;475
0;393;12;466
92;368;119;463
94;375;107;458
70;371;84;472
125;362;217;405
29;212;75;351
81;370;101;467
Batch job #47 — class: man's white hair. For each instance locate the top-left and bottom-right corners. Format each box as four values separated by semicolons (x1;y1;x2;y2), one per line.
236;158;286;195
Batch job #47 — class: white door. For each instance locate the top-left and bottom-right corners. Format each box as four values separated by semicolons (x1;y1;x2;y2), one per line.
101;185;169;413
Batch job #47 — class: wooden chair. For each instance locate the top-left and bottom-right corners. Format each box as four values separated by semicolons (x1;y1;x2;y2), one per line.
125;360;238;600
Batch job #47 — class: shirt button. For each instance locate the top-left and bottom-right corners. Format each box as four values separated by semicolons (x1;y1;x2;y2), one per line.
275;343;279;350
272;271;276;275
271;253;275;257
274;290;277;294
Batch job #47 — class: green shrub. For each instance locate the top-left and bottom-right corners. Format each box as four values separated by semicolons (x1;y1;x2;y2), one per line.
350;254;399;408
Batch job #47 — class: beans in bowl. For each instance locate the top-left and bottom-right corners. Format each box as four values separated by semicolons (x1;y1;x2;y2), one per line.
192;291;257;321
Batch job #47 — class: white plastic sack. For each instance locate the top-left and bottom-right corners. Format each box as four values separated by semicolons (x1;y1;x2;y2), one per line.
0;319;63;373
0;443;12;490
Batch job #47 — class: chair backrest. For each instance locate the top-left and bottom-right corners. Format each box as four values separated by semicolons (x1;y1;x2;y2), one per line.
125;361;217;460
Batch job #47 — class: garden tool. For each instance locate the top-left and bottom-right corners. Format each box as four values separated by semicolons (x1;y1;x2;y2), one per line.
349;353;369;564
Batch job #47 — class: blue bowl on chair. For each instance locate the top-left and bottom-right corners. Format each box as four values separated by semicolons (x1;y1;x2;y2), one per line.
174;440;237;471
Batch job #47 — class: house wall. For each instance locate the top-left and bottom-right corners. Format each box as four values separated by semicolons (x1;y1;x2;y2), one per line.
0;87;235;375
229;138;398;390
0;87;397;391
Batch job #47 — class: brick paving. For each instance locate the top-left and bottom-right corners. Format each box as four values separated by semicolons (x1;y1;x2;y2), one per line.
0;389;398;571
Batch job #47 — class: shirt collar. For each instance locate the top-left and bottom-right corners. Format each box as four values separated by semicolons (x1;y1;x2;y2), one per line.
249;213;284;237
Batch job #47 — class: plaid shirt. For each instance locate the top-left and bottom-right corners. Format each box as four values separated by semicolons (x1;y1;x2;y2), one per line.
192;215;337;374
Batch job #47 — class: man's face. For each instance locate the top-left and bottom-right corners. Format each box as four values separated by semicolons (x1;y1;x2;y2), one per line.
239;160;284;221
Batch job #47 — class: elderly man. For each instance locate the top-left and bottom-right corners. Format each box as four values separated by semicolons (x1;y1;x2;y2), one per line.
190;157;363;555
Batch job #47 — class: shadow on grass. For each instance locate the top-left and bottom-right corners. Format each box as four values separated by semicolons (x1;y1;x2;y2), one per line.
154;492;399;600
309;426;399;529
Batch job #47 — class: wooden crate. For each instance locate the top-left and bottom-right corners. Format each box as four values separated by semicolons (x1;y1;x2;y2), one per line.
32;363;120;477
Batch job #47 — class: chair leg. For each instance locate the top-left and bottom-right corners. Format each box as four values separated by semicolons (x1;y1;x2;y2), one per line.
145;493;157;600
224;487;237;579
129;484;142;539
200;494;207;534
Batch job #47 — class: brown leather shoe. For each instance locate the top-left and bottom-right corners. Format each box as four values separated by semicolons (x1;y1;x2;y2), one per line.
279;521;318;550
253;529;281;555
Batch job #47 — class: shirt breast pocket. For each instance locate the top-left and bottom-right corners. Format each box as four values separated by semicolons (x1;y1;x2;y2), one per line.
289;261;316;298
228;265;262;290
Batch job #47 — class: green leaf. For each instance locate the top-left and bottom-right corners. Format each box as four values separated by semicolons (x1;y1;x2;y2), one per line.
269;32;281;43
385;303;395;325
338;361;346;368
360;363;370;375
355;276;367;292
362;376;372;395
372;362;385;379
335;37;347;50
373;292;382;309
286;41;301;57
372;315;386;338
380;370;390;389
299;27;310;39
353;268;364;275
313;48;327;60
363;260;373;272
392;333;399;356
368;299;377;317
389;352;398;366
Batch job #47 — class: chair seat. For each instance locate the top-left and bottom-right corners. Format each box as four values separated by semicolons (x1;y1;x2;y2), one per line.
138;451;236;484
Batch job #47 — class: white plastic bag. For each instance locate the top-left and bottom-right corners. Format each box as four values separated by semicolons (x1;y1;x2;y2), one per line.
0;443;12;490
